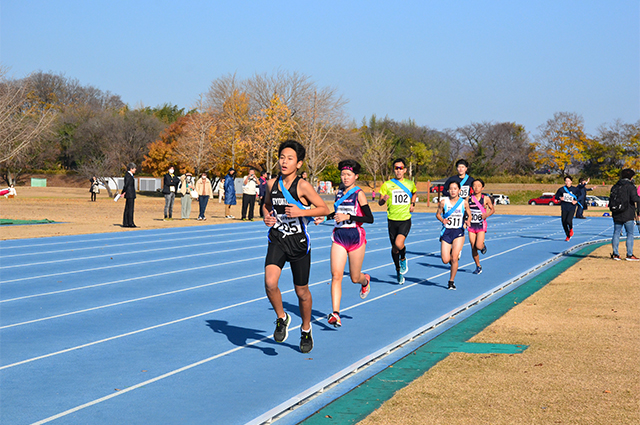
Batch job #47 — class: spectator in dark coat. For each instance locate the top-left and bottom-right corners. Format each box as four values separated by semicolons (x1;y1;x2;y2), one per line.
224;168;237;219
610;169;640;261
575;177;595;218
162;166;180;220
121;163;137;228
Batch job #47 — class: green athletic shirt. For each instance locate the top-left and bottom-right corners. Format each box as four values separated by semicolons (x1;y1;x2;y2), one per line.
379;178;417;221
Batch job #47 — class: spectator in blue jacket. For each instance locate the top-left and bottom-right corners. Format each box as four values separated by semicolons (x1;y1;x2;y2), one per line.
224;168;237;219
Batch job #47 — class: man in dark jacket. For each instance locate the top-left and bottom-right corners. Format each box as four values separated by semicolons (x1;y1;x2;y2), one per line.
162;166;180;220
611;168;640;261
575;177;594;218
121;163;137;228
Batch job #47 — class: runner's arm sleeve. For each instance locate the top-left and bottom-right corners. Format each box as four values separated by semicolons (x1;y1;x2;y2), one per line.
325;211;336;221
348;204;374;223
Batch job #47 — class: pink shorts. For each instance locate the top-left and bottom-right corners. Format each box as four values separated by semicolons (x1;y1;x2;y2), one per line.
468;221;487;234
332;226;366;252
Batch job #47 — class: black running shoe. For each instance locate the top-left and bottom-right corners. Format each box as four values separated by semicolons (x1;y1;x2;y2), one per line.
273;313;291;343
448;281;456;290
480;244;487;255
300;328;313;353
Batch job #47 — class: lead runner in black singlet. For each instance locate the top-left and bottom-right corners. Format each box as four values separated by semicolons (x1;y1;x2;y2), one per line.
262;140;330;354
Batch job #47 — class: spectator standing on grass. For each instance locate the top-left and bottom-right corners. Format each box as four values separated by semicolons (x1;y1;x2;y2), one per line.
121;163;137;228
162;166;180;221
609;168;640;261
242;168;259;221
224;168;236;219
89;176;99;202
575;177;595;219
196;173;212;221
179;173;195;219
215;177;225;203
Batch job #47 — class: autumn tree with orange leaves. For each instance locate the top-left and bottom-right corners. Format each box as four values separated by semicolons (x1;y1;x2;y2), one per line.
533;112;590;176
251;93;293;175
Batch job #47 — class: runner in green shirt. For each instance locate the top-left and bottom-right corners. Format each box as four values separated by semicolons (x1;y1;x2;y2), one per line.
378;158;417;284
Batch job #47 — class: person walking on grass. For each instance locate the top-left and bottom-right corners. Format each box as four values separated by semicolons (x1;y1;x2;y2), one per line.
195;173;212;221
224;168;236;218
262;140;330;353
554;175;581;241
467;179;494;275
314;160;374;328
436;181;471;290
609;168;640;261
162;166;180;221
378;158;417;285
90;177;99;202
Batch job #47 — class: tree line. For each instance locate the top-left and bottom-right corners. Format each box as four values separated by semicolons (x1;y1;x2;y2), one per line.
1;67;638;191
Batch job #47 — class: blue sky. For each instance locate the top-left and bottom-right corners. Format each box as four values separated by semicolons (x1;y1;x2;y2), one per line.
1;1;638;135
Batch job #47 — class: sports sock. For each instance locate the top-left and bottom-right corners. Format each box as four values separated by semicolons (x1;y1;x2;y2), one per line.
392;249;400;270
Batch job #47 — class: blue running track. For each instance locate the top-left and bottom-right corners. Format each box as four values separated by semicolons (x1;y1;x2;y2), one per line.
0;213;613;425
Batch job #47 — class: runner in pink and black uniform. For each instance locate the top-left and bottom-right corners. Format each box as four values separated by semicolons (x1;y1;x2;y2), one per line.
315;160;374;328
467;179;494;275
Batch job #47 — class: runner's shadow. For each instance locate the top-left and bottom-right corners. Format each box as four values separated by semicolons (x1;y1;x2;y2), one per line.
406;250;439;258
404;276;445;289
205;320;280;356
280;301;337;331
519;235;553;240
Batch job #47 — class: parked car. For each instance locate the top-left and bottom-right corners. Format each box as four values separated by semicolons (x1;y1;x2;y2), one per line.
430;184;445;193
528;193;560;205
586;195;608;207
490;193;510;205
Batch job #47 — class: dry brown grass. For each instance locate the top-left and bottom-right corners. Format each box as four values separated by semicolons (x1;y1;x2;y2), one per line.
359;244;640;425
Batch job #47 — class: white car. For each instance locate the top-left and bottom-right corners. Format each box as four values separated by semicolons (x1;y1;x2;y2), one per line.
586;195;608;207
490;194;510;205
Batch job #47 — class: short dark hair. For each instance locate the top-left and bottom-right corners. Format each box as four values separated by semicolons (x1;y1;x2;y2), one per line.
455;159;469;168
449;181;461;190
621;168;636;179
278;140;306;162
579;177;587;183
474;178;485;187
338;159;361;174
392;158;406;168
564;175;573;181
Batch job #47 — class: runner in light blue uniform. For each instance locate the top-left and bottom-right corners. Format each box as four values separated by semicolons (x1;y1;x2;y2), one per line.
436;181;471;290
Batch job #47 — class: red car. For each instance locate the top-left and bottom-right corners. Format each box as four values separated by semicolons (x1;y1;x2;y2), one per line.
528;194;561;205
430;184;445;193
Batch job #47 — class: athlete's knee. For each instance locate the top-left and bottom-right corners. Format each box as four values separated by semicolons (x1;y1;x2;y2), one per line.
295;285;312;301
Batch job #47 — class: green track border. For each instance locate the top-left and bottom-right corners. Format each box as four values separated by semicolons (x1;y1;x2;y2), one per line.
299;242;607;424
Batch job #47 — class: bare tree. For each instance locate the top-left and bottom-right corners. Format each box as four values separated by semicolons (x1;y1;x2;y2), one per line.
292;88;348;182
0;68;55;183
360;116;394;190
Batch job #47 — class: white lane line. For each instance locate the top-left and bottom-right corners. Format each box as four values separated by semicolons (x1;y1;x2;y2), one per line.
2;236;543;370
0;228;267;259
25;238;551;425
0;223;259;250
0;234;270;270
0;235;427;327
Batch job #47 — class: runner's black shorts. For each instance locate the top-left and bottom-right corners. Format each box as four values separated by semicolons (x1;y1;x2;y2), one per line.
387;218;412;244
265;241;311;286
